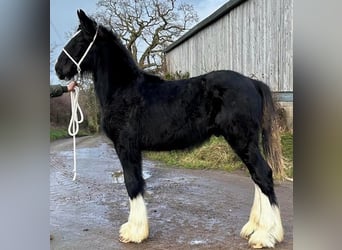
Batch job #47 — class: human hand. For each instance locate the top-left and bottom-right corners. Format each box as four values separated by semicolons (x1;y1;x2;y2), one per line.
67;81;78;92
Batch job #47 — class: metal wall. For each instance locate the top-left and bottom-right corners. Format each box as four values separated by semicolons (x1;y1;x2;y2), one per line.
165;0;293;92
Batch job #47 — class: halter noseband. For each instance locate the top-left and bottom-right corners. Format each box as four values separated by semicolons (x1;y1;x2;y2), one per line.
62;26;99;80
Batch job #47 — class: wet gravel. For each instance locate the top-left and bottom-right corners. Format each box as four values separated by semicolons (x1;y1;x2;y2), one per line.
50;135;293;249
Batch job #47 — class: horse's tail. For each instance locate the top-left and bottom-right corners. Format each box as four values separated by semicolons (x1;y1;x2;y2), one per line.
253;80;286;180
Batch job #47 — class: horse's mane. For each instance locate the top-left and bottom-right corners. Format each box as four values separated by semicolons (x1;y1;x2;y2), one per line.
96;24;167;84
96;24;141;76
99;25;130;55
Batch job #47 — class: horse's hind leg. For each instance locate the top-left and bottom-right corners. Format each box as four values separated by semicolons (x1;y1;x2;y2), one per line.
114;141;149;243
240;181;260;240
224;128;283;248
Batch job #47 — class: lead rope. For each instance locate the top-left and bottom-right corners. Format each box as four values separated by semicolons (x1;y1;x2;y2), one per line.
62;27;98;180
68;73;84;181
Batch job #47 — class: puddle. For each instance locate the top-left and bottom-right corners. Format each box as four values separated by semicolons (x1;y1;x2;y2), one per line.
51;135;293;249
58;143;114;159
55;143;153;185
111;170;152;184
190;239;209;246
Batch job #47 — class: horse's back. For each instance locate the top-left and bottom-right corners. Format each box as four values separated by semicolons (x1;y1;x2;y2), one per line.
203;70;258;93
198;70;262;110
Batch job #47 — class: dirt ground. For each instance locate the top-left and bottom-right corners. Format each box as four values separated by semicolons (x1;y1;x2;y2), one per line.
50;135;293;250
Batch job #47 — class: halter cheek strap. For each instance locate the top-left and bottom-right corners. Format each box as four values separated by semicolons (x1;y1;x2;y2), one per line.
62;26;99;76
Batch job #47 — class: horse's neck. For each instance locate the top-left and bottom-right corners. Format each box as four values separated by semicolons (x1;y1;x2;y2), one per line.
93;42;141;107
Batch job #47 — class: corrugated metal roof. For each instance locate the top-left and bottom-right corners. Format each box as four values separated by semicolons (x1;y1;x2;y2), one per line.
164;0;248;53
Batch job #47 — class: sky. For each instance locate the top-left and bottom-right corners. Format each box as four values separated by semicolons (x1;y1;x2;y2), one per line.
50;0;229;83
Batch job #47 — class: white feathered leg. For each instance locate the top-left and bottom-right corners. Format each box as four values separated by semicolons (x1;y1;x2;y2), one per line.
119;194;149;243
240;184;261;239
244;185;284;248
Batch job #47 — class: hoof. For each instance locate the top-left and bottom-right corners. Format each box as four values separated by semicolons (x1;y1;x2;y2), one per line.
119;194;149;243
119;221;149;243
240;221;257;239
248;229;276;249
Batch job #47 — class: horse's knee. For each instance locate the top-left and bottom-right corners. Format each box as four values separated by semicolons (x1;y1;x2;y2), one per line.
123;172;145;199
115;145;145;199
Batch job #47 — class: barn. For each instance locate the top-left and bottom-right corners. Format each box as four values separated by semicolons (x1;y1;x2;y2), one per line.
164;0;293;129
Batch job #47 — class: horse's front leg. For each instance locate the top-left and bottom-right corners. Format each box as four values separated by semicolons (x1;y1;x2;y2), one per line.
115;141;149;243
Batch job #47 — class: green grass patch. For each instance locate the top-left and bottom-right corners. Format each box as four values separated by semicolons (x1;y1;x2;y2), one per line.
50;128;69;141
144;133;293;177
281;132;293;177
144;136;243;172
50;128;90;141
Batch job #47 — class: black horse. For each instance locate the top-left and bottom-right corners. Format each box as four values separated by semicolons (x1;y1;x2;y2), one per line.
55;10;284;248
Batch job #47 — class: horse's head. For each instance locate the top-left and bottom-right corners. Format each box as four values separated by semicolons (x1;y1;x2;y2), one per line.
55;9;98;80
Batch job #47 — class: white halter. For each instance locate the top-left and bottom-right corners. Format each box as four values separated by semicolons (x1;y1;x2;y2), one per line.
62;27;98;76
62;27;98;181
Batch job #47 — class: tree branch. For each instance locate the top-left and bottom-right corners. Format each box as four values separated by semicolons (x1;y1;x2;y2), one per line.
96;0;198;73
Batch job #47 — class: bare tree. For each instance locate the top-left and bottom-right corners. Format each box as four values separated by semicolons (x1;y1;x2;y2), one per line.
78;75;101;133
96;0;198;73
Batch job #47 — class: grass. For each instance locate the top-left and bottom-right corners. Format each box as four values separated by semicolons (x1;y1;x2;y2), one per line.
145;133;293;178
50;126;293;178
50;128;90;141
144;136;243;172
281;132;293;177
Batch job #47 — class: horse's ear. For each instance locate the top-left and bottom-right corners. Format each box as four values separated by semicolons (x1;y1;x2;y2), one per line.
77;9;97;36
